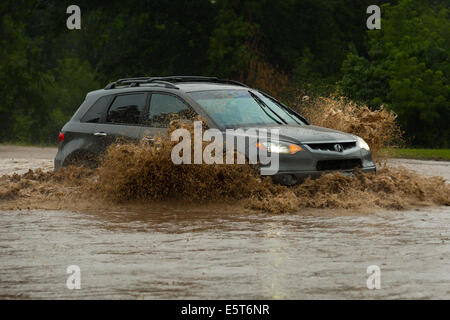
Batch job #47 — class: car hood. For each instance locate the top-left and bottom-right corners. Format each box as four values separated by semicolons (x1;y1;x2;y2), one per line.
233;124;357;143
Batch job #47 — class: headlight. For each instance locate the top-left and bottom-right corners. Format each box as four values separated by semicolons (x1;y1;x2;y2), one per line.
356;136;370;151
257;141;302;154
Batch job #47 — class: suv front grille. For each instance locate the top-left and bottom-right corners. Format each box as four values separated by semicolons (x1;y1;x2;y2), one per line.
316;159;362;171
306;142;356;152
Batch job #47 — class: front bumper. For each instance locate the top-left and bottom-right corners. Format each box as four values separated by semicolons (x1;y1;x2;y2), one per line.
270;166;376;185
260;144;376;185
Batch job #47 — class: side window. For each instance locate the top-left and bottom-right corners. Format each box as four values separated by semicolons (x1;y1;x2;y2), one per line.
106;93;147;124
81;96;110;123
148;93;196;127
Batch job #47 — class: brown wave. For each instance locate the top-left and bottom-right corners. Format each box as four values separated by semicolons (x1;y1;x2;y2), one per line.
1;138;448;214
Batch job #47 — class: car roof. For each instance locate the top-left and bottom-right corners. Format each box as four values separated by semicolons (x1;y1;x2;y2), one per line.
174;82;247;92
97;76;249;94
86;81;248;99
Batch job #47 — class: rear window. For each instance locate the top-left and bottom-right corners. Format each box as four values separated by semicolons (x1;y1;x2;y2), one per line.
81;96;110;123
106;93;147;124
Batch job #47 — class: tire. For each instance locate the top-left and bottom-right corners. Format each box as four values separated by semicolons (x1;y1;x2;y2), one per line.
63;151;99;169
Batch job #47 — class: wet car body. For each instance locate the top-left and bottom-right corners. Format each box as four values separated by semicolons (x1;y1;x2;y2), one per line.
225;124;375;185
55;76;376;184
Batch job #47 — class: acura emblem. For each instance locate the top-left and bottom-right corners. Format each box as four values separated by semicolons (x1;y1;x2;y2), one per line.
334;144;344;152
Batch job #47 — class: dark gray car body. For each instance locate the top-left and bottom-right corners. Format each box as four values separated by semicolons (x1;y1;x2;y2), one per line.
55;79;376;184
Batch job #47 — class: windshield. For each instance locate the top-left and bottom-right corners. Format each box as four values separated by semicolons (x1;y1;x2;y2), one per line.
188;90;304;128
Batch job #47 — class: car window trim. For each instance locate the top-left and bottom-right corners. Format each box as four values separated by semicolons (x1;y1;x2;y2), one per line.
144;91;197;128
80;94;114;123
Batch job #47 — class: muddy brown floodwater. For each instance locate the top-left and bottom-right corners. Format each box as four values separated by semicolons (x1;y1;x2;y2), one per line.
0;146;449;299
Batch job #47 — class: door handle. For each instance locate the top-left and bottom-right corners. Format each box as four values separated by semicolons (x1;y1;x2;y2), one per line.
93;132;107;136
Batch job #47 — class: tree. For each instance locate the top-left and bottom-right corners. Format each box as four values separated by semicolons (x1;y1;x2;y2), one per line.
339;0;450;147
0;14;51;143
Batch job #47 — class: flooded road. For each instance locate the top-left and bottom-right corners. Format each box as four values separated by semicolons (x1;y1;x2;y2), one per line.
0;145;55;176
1;206;449;299
0;146;449;299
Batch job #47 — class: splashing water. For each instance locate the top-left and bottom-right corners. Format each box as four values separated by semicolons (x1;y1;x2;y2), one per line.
1;125;448;214
300;96;403;154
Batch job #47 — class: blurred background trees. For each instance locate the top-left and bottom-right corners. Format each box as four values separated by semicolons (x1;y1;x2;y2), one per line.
0;0;448;147
339;0;450;147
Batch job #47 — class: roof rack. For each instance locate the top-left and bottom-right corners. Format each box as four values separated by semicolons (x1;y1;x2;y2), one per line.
104;78;179;90
104;76;248;90
157;76;249;88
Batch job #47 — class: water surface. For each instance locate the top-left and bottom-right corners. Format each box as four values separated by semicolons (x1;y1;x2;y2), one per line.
0;207;449;299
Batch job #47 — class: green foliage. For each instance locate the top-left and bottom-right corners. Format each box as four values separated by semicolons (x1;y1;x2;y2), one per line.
292;48;338;97
382;148;450;161
41;59;100;142
208;7;258;78
339;0;450;147
0;13;99;144
0;0;448;147
339;52;390;108
0;14;49;143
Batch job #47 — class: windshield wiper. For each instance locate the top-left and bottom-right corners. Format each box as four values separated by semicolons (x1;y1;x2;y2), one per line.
258;91;305;125
248;91;287;125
